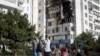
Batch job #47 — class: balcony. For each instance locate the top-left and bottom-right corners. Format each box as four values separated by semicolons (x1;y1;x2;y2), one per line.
47;22;74;29
18;0;24;4
47;30;74;37
48;5;60;14
47;23;74;36
93;0;99;4
0;0;17;8
47;0;61;7
4;0;16;3
63;23;73;27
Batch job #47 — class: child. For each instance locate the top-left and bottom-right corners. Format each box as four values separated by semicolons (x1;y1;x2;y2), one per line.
61;47;69;56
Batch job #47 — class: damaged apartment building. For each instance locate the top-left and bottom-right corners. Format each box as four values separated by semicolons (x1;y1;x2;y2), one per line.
46;0;100;43
46;0;74;44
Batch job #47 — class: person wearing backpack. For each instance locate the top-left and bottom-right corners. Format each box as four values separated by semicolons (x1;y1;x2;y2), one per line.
32;36;40;56
37;40;44;56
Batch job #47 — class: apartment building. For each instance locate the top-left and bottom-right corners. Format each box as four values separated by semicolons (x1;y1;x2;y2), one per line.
46;0;74;44
0;0;46;39
24;0;46;39
0;0;34;25
46;0;100;43
38;0;46;39
27;0;46;39
0;0;23;12
79;0;100;39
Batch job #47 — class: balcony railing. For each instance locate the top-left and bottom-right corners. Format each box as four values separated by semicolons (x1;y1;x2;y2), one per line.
93;0;99;4
4;0;16;3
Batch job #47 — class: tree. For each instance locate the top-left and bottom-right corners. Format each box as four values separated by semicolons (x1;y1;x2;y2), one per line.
75;32;95;56
35;32;43;40
0;9;35;56
95;35;100;53
96;35;100;44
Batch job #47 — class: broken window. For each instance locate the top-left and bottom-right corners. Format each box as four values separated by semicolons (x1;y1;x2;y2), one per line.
62;0;73;21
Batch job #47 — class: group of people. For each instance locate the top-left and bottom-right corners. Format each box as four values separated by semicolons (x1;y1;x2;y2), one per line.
51;46;82;56
32;35;82;56
32;35;51;56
